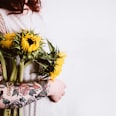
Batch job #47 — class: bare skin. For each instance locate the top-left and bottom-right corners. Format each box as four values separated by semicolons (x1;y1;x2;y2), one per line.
0;79;65;109
48;79;66;102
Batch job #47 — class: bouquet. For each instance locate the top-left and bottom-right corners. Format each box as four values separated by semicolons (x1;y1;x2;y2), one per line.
0;30;66;116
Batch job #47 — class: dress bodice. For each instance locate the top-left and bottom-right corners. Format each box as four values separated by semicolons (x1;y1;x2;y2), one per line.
0;9;46;35
0;9;46;81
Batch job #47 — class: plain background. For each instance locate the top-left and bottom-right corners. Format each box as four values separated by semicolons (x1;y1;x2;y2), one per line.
41;0;116;116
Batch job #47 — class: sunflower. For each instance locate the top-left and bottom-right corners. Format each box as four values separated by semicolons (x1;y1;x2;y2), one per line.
21;32;42;53
50;52;66;80
56;52;66;65
0;33;15;48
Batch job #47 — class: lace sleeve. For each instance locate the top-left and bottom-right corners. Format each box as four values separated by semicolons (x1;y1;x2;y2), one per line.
0;13;7;34
0;13;7;81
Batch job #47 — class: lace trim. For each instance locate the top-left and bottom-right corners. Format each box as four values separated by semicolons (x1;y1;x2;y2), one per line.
0;13;7;34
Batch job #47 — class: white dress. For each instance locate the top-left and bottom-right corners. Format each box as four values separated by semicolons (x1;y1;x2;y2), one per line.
0;8;57;116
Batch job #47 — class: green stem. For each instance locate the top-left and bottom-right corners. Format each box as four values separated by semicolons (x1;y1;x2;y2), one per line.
18;60;25;116
10;59;17;82
13;108;18;116
0;51;7;81
4;109;11;116
10;59;19;116
24;60;32;68
0;51;10;116
19;108;22;116
19;60;24;82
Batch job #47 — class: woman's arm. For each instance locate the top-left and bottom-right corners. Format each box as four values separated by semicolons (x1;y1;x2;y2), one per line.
0;80;48;109
0;61;65;109
0;79;66;109
0;13;7;34
0;61;49;109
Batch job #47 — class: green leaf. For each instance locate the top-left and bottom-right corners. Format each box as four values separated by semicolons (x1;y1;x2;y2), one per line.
47;40;55;53
3;98;10;104
29;89;36;96
20;97;26;102
13;46;20;50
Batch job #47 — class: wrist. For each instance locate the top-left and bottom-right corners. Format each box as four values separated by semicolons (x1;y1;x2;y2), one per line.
36;80;49;97
47;80;53;96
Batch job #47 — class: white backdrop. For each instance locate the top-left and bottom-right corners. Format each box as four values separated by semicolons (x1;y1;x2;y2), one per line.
41;0;116;116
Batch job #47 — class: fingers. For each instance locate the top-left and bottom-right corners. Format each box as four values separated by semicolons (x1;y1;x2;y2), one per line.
49;95;62;103
48;79;66;102
62;91;65;96
49;90;65;102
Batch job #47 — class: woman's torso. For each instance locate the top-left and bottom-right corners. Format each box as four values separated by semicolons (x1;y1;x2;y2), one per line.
0;8;49;116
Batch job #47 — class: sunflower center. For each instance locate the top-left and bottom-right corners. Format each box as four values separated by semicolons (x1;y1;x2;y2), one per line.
28;38;34;45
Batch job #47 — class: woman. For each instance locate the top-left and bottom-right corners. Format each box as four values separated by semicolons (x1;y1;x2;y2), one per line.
0;0;66;115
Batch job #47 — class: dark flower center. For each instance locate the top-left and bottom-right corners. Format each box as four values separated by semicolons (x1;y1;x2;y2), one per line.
28;38;34;45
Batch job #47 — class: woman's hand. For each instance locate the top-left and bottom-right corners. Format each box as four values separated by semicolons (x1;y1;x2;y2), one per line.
47;79;66;102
